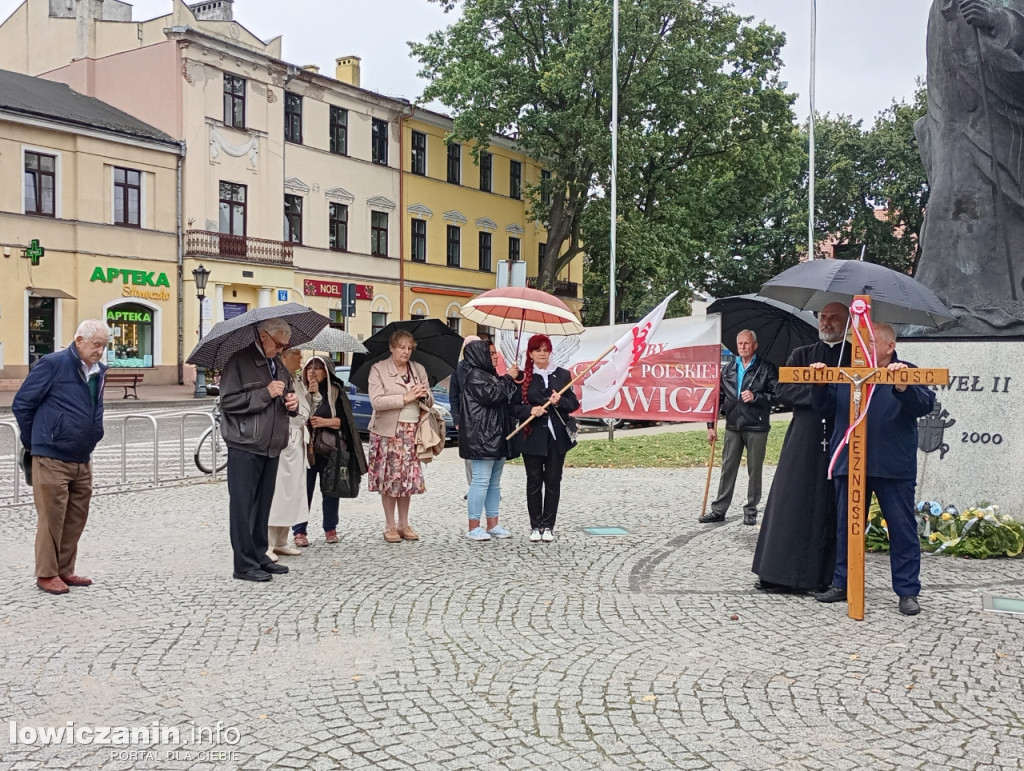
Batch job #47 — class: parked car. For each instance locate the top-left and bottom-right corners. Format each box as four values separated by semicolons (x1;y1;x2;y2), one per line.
334;366;457;441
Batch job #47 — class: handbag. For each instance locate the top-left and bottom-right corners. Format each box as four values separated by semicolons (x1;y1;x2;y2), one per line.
312;427;338;457
320;444;358;498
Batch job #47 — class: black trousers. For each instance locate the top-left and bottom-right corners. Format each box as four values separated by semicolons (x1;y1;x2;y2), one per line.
523;444;566;531
227;447;279;574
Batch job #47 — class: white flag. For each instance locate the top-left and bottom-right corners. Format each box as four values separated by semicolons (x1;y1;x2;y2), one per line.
581;291;678;412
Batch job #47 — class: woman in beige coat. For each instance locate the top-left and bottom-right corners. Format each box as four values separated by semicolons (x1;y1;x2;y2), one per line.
367;330;433;543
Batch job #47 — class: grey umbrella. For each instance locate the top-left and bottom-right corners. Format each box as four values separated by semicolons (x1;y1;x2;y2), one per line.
757;260;955;328
707;294;819;368
186;302;330;369
303;326;367;354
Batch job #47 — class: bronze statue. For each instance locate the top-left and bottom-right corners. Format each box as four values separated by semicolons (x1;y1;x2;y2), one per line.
915;0;1024;334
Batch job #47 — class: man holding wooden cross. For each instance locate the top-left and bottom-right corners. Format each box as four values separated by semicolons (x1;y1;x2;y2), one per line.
809;324;935;616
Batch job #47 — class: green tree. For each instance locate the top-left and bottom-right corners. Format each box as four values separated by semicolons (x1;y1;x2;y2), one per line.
412;0;795;313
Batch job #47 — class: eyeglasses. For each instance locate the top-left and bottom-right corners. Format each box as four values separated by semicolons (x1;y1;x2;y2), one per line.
262;331;291;350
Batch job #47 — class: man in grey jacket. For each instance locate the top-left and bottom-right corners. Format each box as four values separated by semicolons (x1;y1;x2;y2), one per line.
220;318;299;582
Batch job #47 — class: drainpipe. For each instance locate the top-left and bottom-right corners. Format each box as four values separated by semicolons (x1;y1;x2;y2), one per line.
176;140;186;385
398;102;414;320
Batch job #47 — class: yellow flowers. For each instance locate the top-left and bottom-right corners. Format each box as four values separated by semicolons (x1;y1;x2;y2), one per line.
941;512;952;521
928;533;939;543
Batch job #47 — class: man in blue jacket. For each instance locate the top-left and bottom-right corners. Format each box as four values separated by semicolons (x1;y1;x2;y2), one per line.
13;319;110;595
811;324;935;616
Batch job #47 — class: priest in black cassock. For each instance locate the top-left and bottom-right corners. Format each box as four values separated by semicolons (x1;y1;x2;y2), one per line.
751;302;850;593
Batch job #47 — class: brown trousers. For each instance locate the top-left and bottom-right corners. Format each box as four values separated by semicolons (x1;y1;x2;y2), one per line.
32;457;93;578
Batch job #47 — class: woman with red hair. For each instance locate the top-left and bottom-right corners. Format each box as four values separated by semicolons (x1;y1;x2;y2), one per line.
510;334;580;542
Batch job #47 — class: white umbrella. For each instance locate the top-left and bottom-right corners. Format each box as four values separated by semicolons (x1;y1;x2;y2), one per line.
303;326;367;354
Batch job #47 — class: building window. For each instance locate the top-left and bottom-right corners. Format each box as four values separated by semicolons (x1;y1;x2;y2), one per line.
411;130;427;176
509;236;521;262
410;313;426;321
372;118;389;165
411;219;427;262
371;211;389;255
223;74;246;128
538;242;546;263
218;181;246;235
447;143;461;184
541;169;552;206
329;202;348;251
478;232;492;272
284;194;302;244
113;167;141;228
510;160;522;199
24;151;56;217
106;303;155;367
329;106;348;155
371;311;388;336
446;225;461;267
479;150;492;192
447;315;461;333
285;92;303;144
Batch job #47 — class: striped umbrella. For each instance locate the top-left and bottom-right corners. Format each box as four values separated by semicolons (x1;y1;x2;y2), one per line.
461;286;584;337
186;303;330;369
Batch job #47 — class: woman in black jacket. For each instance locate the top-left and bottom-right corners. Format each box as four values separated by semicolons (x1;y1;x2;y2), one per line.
510;334;580;542
458;340;519;541
292;356;368;546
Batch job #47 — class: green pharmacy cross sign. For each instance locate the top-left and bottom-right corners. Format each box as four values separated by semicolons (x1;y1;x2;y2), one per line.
22;239;45;266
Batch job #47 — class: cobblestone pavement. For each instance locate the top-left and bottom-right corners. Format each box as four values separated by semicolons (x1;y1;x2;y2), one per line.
1;448;1023;771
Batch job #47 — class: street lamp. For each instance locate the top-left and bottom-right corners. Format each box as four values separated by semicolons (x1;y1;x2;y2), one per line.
192;264;211;398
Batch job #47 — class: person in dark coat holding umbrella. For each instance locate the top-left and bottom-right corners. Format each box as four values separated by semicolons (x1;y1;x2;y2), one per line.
752;302;851;593
511;334;580;542
458;340;519;540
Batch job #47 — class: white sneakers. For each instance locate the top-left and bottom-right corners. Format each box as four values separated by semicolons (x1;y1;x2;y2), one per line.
541;528;554;542
529;529;542;542
487;525;512;539
467;526;491;541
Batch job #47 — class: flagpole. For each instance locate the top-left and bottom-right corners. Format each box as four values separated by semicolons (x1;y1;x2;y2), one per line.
808;0;817;259
609;0;619;440
700;432;717;519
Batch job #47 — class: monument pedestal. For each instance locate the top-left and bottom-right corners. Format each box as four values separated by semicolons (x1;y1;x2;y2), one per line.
901;339;1022;509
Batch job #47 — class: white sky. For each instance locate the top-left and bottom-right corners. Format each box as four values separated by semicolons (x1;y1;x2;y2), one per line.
0;0;932;125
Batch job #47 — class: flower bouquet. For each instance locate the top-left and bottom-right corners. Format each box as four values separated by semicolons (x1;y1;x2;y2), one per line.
864;498;1024;559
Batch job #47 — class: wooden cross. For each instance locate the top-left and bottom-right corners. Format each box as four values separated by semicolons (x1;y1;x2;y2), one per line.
778;295;949;620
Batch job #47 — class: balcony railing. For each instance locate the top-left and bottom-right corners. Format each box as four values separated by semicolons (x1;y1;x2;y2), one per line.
527;276;579;299
184;230;293;265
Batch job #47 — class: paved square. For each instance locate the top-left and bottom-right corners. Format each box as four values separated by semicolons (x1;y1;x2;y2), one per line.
1;449;1022;769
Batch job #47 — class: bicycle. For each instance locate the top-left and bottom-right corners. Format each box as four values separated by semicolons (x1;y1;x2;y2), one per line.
194;398;228;474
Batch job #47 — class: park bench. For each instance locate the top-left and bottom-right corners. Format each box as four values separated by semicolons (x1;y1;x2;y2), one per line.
105;370;144;399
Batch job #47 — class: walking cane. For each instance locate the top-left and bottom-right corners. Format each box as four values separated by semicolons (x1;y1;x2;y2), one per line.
700;429;717;519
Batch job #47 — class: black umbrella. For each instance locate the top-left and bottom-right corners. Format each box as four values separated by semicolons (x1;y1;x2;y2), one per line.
707;294;819;368
757;259;954;328
349;319;464;392
186;303;330;370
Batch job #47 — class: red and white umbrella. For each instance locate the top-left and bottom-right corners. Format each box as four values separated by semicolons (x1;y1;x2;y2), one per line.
461;286;584;337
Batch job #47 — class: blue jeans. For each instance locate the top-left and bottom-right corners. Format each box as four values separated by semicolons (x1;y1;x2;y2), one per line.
468;458;505;522
293;457;339;534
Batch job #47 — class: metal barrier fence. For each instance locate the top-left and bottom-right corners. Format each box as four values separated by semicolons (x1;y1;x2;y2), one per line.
0;411;219;508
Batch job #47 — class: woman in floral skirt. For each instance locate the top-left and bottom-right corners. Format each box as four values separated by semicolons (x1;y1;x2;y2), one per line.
367;330;433;543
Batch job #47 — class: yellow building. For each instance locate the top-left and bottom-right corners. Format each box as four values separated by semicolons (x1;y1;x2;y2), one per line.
399;108;584;336
0;69;182;385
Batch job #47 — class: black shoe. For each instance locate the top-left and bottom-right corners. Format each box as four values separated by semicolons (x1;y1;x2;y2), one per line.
697;512;725;523
233;569;271;582
815;585;847;603
898;595;921;616
743;512;757;526
261;563;289;575
755;579;806;595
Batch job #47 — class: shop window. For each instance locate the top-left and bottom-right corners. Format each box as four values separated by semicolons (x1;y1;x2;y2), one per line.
447;316;460;333
106;303;155;368
371;311;388;336
28;296;57;368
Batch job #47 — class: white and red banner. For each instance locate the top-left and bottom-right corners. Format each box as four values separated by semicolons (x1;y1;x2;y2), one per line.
568;314;721;424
